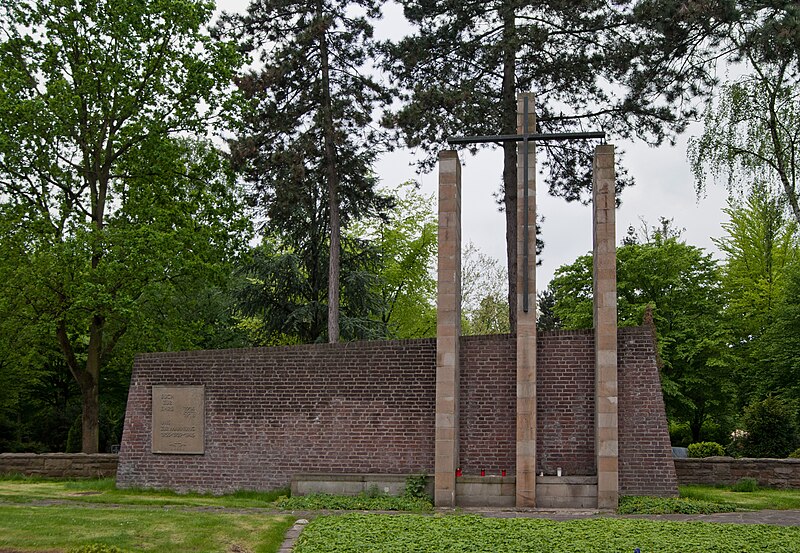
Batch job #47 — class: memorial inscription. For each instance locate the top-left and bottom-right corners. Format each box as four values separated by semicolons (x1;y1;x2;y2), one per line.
152;385;204;454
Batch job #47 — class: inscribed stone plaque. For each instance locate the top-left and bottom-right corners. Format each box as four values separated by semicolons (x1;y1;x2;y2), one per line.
152;385;204;454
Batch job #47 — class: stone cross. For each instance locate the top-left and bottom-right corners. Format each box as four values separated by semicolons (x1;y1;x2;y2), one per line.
435;94;618;510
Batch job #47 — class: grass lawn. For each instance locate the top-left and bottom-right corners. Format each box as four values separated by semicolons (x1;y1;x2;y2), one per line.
0;477;294;552
680;484;800;511
0;503;294;552
0;476;287;508
293;513;800;553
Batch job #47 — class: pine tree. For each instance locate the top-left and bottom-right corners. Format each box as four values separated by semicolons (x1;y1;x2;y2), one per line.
217;0;392;343
384;0;715;332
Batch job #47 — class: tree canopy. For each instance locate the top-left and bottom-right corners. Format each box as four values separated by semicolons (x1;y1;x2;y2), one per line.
216;0;393;343
549;234;732;442
0;0;244;453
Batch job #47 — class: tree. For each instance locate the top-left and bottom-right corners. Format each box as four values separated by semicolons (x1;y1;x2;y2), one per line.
0;0;246;447
383;0;712;333
549;235;733;442
0;0;242;453
714;188;799;404
461;242;509;335
662;0;800;224
689;76;800;225
217;0;392;344
234;231;385;345
349;182;438;339
536;288;561;331
762;260;800;402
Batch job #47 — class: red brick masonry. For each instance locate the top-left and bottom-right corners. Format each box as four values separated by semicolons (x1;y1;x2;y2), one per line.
117;327;677;496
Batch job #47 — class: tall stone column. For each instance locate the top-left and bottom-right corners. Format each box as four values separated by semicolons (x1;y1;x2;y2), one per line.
435;150;462;508
593;144;619;510
516;93;538;508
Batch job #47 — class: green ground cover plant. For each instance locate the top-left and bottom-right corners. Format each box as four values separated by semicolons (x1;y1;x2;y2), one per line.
680;484;800;510
292;513;800;553
0;503;294;552
275;492;433;512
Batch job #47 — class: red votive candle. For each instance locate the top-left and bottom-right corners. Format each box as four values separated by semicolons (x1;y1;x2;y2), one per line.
456;468;462;477
501;469;507;477
480;469;485;476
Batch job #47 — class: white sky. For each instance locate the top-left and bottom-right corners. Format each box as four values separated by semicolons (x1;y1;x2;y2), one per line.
215;0;730;289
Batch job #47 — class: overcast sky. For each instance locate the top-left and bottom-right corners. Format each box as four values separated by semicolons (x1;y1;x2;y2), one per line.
215;0;731;289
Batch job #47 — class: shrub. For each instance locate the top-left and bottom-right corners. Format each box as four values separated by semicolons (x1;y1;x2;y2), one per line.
740;397;799;458
276;492;433;512
687;441;725;458
789;448;800;459
731;477;758;492
404;473;430;500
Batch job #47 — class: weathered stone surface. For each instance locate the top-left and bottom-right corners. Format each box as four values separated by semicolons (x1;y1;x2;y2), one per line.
152;385;204;454
435;150;462;508
675;458;800;488
593;144;619;510
0;454;118;478
516;92;538;509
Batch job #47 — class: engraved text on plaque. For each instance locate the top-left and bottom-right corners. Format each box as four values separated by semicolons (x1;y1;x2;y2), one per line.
152;385;204;454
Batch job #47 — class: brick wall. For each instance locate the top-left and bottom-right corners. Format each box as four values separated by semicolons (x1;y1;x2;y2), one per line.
459;335;516;475
537;331;596;476
618;325;678;496
118;327;676;496
118;340;437;493
0;453;118;478
675;458;800;489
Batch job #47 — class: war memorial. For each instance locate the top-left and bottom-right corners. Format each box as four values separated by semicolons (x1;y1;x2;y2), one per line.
117;95;678;508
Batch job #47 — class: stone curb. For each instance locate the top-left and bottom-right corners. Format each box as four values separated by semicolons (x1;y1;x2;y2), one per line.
277;518;309;553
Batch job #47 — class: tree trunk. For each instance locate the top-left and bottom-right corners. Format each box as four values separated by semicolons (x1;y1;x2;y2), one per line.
318;11;340;343
501;1;518;335
81;315;104;453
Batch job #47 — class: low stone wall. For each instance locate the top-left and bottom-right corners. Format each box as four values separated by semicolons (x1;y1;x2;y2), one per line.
0;453;118;479
675;457;800;489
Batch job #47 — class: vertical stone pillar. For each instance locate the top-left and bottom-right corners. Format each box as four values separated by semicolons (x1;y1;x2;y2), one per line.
593;144;619;510
516;93;537;508
435;150;462;508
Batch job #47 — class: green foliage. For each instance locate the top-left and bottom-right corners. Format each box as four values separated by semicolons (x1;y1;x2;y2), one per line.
217;0;393;343
740;397;800;458
235;232;385;345
293;513;800;553
617;496;736;515
687;442;725;458
68;545;124;553
461;243;509;336
403;474;430;501
788;448;800;459
689;75;800;226
349;183;437;339
762;261;800;401
275;493;433;512
550;235;733;442
713;189;799;406
0;0;244;452
731;478;758;493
